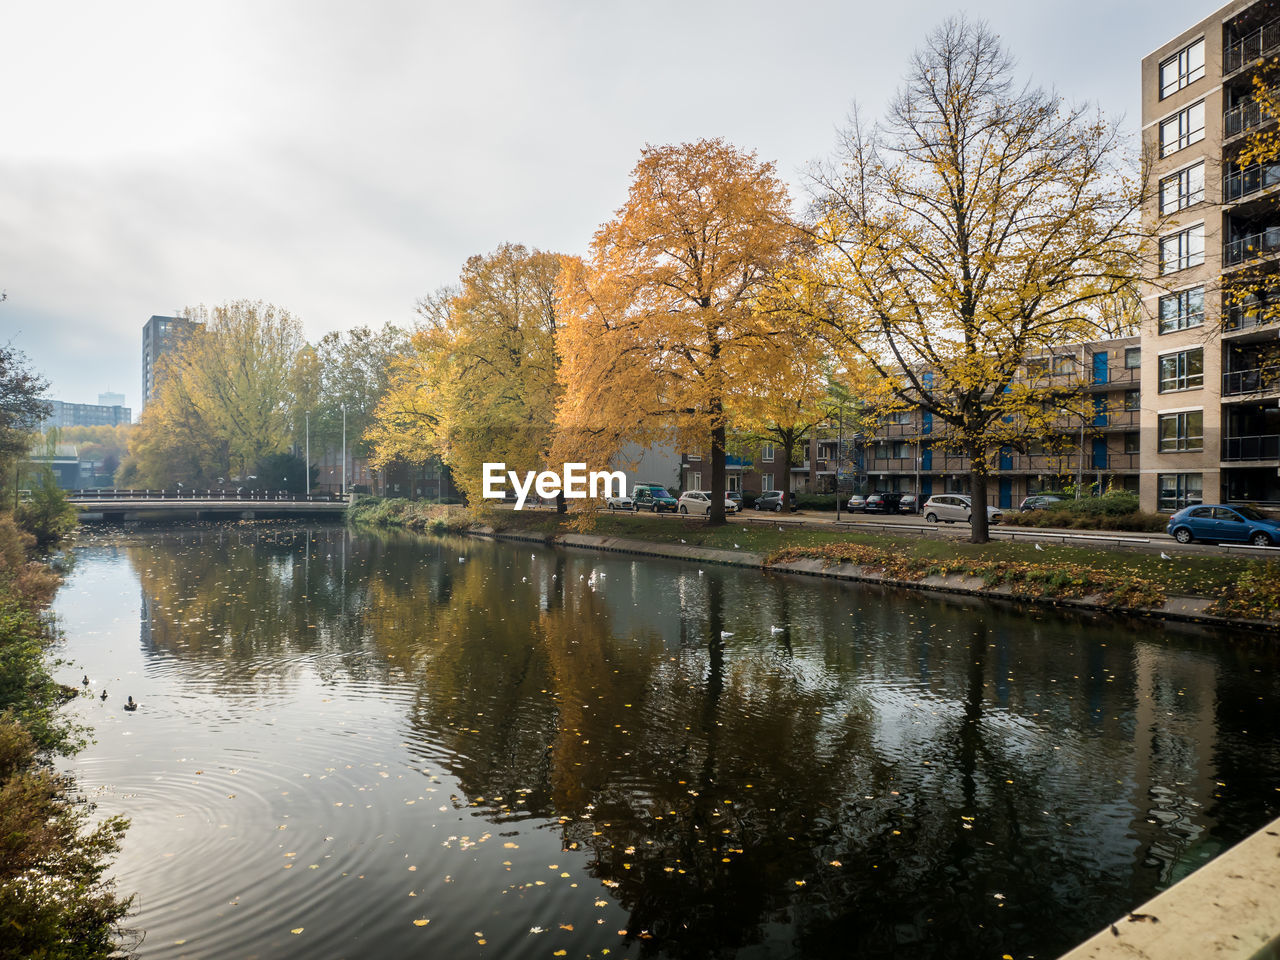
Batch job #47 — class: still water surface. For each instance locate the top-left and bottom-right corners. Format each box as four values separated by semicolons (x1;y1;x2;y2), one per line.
55;524;1280;959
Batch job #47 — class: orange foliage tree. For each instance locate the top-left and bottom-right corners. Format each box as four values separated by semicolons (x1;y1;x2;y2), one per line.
554;139;800;523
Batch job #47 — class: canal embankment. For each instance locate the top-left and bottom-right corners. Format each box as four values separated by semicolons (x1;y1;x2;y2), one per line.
346;498;1280;631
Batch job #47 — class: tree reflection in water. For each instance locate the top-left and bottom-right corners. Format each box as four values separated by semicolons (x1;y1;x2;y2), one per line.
122;524;1280;960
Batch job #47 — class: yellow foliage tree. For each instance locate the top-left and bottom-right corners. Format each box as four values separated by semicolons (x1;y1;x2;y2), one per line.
802;19;1150;542
554;139;799;523
366;244;562;507
121;300;310;486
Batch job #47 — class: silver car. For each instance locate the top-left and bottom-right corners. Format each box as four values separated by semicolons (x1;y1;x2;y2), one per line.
922;494;1003;525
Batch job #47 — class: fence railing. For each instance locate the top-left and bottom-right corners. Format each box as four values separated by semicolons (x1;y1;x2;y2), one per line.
1224;161;1280;203
1223;367;1280;396
1224;18;1280;74
67;488;349;503
1225;98;1268;138
1222;434;1280;461
1224;226;1280;265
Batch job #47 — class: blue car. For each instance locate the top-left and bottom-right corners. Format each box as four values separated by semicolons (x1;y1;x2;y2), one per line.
1166;504;1280;546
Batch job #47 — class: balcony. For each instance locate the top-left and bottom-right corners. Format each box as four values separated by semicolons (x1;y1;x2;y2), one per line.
1224;17;1280;75
1224;98;1271;139
1224;366;1280;396
1091;366;1139;387
1224;304;1280;333
1223;434;1280;461
1224;161;1280;204
1224;225;1280;266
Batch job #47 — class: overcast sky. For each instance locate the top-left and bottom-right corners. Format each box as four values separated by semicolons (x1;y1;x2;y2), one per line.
2;0;1211;412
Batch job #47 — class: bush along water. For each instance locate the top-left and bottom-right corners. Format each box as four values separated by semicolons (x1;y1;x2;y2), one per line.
0;513;133;959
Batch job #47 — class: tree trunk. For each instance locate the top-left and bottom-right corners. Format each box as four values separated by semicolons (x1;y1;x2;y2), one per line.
555;490;566;514
709;416;726;525
968;453;990;544
781;435;796;510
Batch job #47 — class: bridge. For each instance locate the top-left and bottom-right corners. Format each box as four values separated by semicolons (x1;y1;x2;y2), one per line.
68;489;350;521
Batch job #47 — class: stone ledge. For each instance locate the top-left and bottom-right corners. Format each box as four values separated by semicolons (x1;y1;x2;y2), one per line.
1057;816;1280;959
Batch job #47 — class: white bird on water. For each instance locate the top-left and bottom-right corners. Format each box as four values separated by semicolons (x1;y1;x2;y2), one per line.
771;625;785;634
720;631;734;639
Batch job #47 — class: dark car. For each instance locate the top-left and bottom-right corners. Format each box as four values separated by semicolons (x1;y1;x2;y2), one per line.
633;488;679;513
864;492;903;514
755;490;786;512
1019;495;1065;512
1166;504;1280;546
898;494;919;514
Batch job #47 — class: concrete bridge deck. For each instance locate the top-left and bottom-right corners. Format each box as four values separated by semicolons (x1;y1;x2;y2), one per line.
68;489;349;520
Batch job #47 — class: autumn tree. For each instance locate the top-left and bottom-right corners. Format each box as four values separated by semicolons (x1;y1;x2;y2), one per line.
555;139;799;524
312;324;410;462
728;333;834;490
121;300;311;486
367;244;562;507
803;19;1150;542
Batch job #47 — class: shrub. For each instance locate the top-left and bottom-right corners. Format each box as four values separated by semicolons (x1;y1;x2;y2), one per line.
795;493;837;511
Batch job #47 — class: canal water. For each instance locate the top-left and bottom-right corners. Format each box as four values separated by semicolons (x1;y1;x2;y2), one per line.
55;524;1280;960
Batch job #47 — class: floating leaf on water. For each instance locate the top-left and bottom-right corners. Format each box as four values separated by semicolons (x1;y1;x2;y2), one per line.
413;919;430;926
290;928;304;935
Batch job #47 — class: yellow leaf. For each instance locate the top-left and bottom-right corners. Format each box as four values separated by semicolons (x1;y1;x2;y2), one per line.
413;919;430;927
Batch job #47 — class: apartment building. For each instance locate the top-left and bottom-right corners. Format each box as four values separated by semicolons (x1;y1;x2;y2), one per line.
679;336;1140;507
1143;0;1280;513
40;399;132;429
851;337;1143;509
141;315;200;408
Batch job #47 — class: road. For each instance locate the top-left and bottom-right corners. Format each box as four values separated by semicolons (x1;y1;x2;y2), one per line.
585;502;1280;559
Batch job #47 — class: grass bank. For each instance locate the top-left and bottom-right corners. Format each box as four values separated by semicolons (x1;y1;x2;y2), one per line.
351;498;1280;623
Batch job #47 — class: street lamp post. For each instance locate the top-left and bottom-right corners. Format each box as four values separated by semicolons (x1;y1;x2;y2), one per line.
341;405;347;499
305;411;310;499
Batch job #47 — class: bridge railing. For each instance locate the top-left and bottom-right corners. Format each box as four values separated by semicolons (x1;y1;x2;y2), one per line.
68;488;350;503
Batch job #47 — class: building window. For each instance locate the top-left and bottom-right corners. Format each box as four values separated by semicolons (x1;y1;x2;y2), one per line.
1052;355;1075;376
1025;357;1048;379
887;410;912;425
761;474;775;492
1124;347;1141;369
1159;101;1205;157
760;442;774;462
1158;473;1203;511
1159;225;1204;274
890;441;908;459
1159;162;1205;213
1158;410;1204;451
1158;348;1204;392
1160;39;1205;99
689;471;701;489
1158;286;1205;333
1124;432;1140;454
1124;389;1140;412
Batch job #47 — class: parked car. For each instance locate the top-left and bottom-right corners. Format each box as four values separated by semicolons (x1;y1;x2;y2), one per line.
864;492;903;514
633;487;679;513
1019;495;1065;513
726;490;743;509
605;494;634;511
898;493;919;514
1166;504;1280;546
922;494;1003;525
677;490;738;516
754;490;787;512
845;494;868;513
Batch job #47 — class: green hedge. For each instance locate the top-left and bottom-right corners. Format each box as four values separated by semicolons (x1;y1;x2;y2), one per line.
1003;492;1168;532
